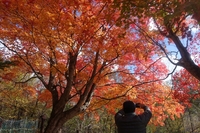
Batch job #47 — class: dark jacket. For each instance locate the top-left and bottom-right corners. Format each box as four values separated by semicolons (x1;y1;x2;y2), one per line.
115;106;152;133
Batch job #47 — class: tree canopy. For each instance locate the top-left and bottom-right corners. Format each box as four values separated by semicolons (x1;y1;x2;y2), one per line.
1;0;198;132
113;0;200;80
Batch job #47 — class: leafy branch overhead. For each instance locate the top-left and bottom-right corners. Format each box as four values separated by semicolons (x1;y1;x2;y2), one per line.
113;0;200;79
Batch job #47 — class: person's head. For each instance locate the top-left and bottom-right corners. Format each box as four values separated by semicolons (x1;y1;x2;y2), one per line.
123;100;135;113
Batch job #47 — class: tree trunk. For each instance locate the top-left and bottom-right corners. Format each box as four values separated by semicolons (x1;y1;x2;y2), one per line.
44;115;65;133
44;105;81;133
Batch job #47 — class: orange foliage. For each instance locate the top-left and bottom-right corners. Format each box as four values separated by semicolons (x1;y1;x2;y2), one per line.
89;82;184;126
38;89;52;108
0;0;185;127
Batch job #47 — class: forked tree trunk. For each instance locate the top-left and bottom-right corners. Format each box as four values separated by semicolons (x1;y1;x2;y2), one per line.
43;99;83;133
44;111;77;133
43;52;97;133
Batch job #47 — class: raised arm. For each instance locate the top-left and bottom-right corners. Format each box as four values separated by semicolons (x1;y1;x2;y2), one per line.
136;103;152;125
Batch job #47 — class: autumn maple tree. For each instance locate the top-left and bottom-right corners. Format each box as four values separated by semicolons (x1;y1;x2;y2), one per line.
113;0;200;80
0;0;185;132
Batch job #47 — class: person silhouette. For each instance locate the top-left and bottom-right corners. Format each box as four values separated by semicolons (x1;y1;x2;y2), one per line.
115;101;152;133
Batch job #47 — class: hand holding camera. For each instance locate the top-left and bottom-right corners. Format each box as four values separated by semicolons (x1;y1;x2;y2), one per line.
136;103;146;108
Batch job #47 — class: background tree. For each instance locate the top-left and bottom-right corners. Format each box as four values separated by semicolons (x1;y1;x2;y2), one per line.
112;0;200;81
183;99;200;133
153;98;200;133
0;51;49;133
153;115;185;133
0;62;48;120
65;108;116;133
172;68;200;106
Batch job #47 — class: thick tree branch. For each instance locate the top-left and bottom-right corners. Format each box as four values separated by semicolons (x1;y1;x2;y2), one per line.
168;29;200;81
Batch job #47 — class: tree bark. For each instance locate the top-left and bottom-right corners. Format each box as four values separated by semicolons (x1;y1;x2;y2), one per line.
43;52;98;133
43;83;95;133
44;113;65;133
168;30;200;81
44;110;76;133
